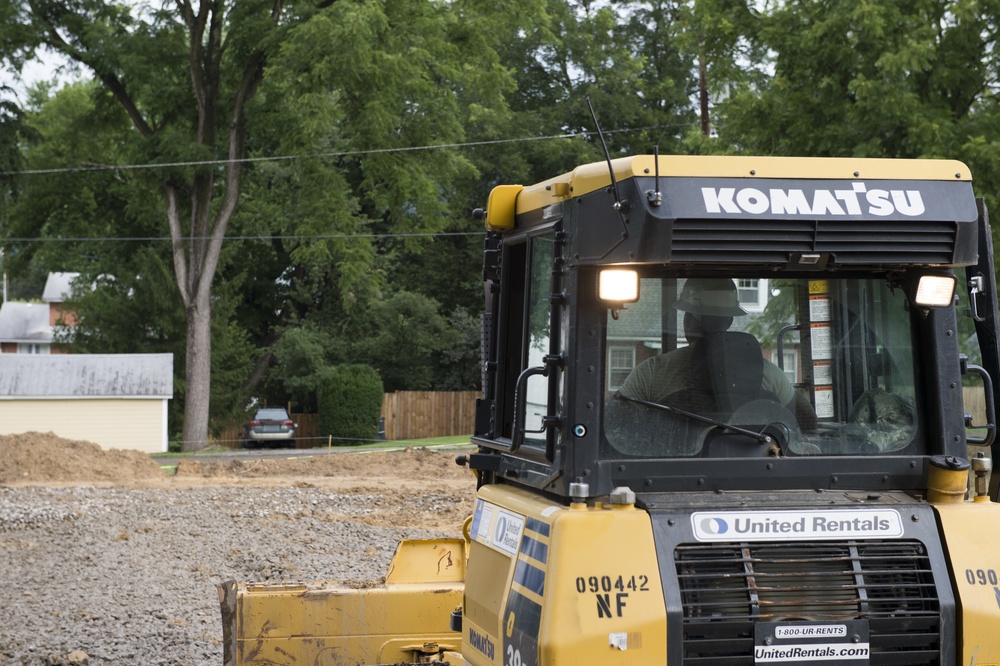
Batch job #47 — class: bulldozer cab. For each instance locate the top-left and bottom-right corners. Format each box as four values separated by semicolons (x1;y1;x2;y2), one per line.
471;155;1000;501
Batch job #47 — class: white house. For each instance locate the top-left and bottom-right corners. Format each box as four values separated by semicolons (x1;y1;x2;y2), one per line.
0;353;173;453
0;271;81;354
0;301;54;354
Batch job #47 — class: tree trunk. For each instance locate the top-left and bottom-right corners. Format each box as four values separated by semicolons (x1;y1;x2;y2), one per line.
182;293;213;451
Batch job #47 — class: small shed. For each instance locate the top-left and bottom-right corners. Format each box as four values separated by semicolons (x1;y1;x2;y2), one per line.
0;353;173;453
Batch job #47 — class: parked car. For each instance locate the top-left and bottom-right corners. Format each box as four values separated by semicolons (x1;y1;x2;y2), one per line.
241;407;297;448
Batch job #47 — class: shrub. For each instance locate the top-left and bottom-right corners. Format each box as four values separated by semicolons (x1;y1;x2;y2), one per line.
318;364;384;445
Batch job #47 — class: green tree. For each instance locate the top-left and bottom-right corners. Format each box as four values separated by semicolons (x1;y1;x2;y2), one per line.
317;363;383;445
705;0;1000;264
260;324;342;413
5;1;304;450
355;291;454;393
713;0;1000;160
5;0;521;445
3;82;144;273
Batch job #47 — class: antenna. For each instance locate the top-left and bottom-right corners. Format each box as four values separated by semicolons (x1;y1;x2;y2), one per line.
647;145;662;206
577;96;629;260
586;97;628;214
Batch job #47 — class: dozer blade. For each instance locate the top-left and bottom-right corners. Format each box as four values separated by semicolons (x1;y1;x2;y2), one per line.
219;538;466;666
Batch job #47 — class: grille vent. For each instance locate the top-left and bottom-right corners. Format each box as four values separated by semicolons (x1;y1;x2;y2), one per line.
675;540;940;665
671;219;957;265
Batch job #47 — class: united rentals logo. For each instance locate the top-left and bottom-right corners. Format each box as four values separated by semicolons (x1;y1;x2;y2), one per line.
699;516;729;536
691;509;904;542
701;183;925;217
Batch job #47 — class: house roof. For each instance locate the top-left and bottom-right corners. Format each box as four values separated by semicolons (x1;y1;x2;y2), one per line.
0;302;53;343
0;353;173;398
42;272;81;303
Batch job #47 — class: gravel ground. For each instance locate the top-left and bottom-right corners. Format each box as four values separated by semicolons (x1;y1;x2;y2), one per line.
0;481;470;665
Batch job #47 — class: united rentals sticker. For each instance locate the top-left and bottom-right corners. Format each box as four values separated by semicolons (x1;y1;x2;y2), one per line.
691;509;904;542
471;499;526;557
755;620;870;665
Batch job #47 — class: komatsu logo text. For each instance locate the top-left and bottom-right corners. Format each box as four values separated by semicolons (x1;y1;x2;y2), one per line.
469;627;496;660
701;183;925;217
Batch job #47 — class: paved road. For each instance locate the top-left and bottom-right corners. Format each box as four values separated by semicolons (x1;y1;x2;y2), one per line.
151;442;473;465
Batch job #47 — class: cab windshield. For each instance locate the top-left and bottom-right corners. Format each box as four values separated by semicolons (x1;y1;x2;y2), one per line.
603;276;921;457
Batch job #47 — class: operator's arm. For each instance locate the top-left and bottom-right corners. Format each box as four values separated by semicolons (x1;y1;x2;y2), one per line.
791;390;818;432
618;358;654;401
763;362;817;431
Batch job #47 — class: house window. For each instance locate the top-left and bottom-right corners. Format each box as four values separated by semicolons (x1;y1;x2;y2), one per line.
608;346;636;390
782;349;798;383
737;278;770;313
737;278;760;306
18;343;50;354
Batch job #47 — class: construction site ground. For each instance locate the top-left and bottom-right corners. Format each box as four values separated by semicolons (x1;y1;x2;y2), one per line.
0;432;477;665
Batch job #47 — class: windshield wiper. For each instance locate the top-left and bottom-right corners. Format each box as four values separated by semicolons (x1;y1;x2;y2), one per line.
615;392;788;449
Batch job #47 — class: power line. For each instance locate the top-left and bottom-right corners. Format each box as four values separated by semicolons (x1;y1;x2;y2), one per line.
2;231;482;243
0;123;689;177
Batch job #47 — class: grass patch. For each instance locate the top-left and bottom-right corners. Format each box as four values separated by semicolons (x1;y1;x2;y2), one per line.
308;434;473;452
151;434;473;460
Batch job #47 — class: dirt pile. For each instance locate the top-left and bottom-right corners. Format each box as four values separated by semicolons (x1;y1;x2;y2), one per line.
0;432;164;485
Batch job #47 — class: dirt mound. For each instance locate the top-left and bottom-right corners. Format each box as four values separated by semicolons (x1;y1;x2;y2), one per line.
174;446;472;481
0;432;164;485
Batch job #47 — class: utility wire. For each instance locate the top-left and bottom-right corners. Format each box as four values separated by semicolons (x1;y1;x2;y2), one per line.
0;123;688;177
2;231;483;243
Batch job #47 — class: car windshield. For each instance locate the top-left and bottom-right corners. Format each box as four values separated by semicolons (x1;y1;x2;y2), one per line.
603;276;921;458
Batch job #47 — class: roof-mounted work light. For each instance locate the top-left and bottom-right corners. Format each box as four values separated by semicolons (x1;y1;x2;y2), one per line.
914;275;956;308
599;269;640;304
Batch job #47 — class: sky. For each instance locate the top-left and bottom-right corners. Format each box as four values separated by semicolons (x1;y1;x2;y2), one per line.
2;49;79;101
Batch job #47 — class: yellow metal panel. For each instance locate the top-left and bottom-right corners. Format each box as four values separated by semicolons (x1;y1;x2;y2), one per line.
935;503;1000;663
385;538;467;584
464;542;510;639
513;154;973;217
485;184;523;232
224;539;467;665
468;485;667;666
231;581;462;665
539;504;667;665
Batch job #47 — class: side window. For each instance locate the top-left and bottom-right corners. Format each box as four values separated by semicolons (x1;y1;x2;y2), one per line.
523;236;555;445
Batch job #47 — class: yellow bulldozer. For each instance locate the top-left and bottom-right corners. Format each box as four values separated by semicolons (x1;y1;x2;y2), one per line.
220;154;1000;665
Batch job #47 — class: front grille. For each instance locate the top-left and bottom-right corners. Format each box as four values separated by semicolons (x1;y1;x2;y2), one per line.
671;218;957;265
675;540;940;665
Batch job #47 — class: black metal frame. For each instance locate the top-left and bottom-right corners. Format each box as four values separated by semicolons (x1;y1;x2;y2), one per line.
470;172;993;505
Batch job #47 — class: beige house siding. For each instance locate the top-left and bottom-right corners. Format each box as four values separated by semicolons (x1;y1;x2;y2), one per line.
0;398;168;453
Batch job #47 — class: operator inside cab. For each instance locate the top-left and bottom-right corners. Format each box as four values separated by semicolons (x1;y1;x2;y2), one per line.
607;278;817;456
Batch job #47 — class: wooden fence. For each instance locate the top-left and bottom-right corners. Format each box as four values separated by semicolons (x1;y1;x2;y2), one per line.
381;390;478;441
214;391;477;448
964;386;986;425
